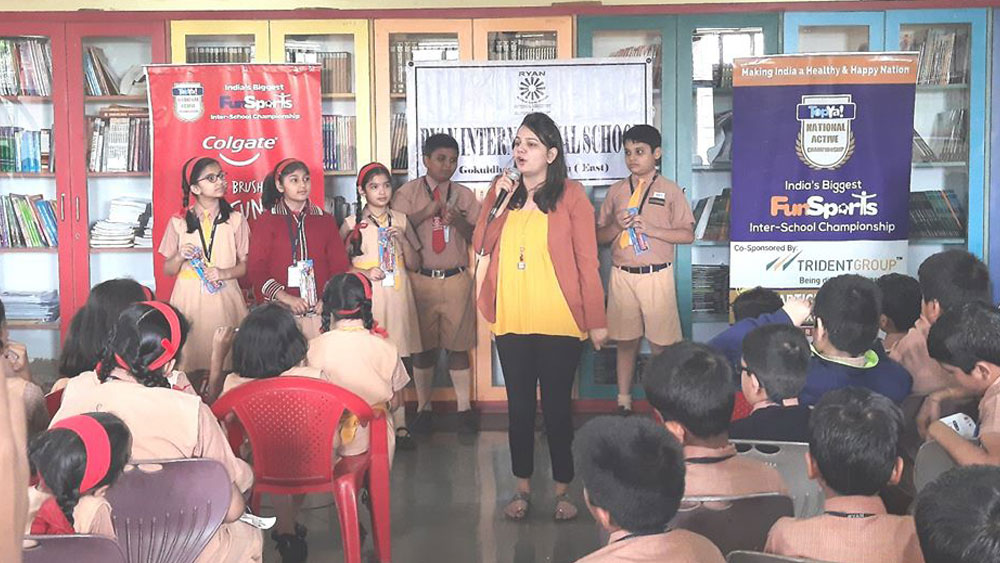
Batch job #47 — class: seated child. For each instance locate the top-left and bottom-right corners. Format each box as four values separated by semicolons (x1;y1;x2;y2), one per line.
730;324;812;442
0;298;48;439
765;387;924;563
643;341;786;497
53;301;263;562
876;273;922;353
26;412;130;536
711;286;785;375
924;301;1000;466
574;415;724;563
914;465;1000;563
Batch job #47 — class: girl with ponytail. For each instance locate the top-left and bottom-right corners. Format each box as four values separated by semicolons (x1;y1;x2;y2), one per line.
159;156;250;377
26;412;130;537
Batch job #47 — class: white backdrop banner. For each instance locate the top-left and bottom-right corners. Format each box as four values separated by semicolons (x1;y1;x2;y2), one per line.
406;58;654;188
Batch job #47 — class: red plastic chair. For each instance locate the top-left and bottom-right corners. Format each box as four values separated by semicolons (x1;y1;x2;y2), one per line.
44;388;64;418
211;376;391;563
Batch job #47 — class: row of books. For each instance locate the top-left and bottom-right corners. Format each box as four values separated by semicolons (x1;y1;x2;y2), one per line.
285;44;353;93
693;188;731;241
924;109;969;163
692;264;730;315
88;106;151;173
389;40;459;94
0;193;58;249
902;28;970;86
322;115;357;172
0;290;59;322
488;33;557;61
0;127;53;173
910;189;965;239
0;38;52;97
83;46;121;96
610;43;663;90
185;46;254;64
389;112;408;171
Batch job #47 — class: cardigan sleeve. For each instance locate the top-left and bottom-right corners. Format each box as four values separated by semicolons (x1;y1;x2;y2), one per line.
322;215;351;278
247;215;282;301
567;183;607;330
472;177;506;257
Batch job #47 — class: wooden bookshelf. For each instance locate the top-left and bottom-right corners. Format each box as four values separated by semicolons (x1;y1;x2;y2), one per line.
324;170;356;176
84;95;147;102
322;93;355;100
0;247;58;253
0;95;50;103
7;321;59;331
87;171;151;178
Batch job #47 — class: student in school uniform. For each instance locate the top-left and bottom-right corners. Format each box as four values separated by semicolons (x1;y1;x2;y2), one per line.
596;125;695;413
248;159;350;341
52;301;263;563
876;273;922;353
391;134;481;434
914;465;1000;563
574;415;724;563
729;324;812;443
765;387;924;563
159;156;250;378
0;355;28;563
25;412;130;537
0;299;48;439
643;340;787;497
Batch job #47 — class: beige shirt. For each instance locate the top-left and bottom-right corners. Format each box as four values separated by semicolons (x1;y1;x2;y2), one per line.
306;328;410;406
391;177;480;270
765;495;925;563
597;174;694;267
575;529;724;563
683;444;788;498
888;317;953;395
157;208;250;270
978;376;1000;435
221;365;327;396
26;487;115;537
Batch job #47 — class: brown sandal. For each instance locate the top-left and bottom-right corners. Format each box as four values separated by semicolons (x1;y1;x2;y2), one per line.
503;491;531;520
553;494;578;521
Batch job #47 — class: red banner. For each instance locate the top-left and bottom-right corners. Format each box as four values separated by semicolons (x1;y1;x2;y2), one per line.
147;64;323;296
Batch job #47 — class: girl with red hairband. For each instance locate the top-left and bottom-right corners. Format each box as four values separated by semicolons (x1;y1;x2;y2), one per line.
54;302;264;562
159;156;250;379
26;412;130;537
247;158;350;341
339;163;423;358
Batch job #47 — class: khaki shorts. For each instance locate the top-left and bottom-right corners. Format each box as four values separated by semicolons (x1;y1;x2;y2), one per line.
410;269;477;352
607;265;682;346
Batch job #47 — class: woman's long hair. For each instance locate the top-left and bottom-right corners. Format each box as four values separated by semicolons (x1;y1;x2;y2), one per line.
508;112;568;214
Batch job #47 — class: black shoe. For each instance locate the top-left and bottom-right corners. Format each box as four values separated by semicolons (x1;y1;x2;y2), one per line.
458;410;479;433
395;427;417;450
616;405;633;416
411;410;434;434
272;526;308;563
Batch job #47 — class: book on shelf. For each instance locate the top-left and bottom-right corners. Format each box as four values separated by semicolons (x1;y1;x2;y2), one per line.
0;193;58;249
186;46;253;64
692;188;731;241
285;42;352;94
912;129;936;162
390;112;408;171
692;264;730;316
1;290;59;322
389;39;459;95
90;197;151;249
909;189;965;239
0;127;53;173
83;46;121;96
901;27;969;86
0;37;52;97
924;109;968;163
489;33;557;61
322;115;356;172
609;42;662;89
87;105;150;173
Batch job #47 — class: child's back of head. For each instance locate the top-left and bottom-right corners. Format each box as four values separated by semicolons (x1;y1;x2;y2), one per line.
809;386;903;496
643;341;734;440
813;274;880;356
918;250;991;316
732;287;784;322
927;300;1000;380
914;465;1000;563
741;324;810;402
877;273;922;334
59;278;149;378
232;303;308;379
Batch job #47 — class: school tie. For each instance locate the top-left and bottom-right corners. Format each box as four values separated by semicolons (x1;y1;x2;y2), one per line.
619;178;646;248
431;187;446;254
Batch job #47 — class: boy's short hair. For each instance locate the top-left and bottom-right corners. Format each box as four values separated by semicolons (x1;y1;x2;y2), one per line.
809;386;903;496
914;465;1000;563
877;273;922;332
918;250;991;313
577;415;685;533
622;124;661;151
812;274;881;356
643;341;735;439
421;133;459;156
927;301;1000;373
741;324;810;402
732;287;784;322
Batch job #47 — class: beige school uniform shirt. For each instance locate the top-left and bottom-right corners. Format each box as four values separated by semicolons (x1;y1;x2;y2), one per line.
683;444;788;498
765;495;925;563
391;177;480;271
51;370;262;563
575;529;724;563
597;175;694;267
978;376;1000;435
888;317;953;395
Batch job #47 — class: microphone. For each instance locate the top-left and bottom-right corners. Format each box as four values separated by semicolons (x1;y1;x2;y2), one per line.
488;169;521;221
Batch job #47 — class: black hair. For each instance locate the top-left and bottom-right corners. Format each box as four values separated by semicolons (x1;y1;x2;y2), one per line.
348;163;392;258
622;124;662;151
422;133;459;156
232;304;308;379
927;301;1000;373
918;250;992;314
0;297;5;349
741;324;810;402
508;112;568;214
812;274;881;356
59;279;148;378
320;273;376;333
914;465;1000;563
809;386;903;496
181;156;233;234
261;159;309;210
28;412;131;527
576;415;685;533
96;302;189;389
642;341;735;439
732;287;784;322
877;273;922;333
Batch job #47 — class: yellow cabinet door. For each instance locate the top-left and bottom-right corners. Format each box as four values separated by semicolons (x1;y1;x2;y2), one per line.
472;16;575;61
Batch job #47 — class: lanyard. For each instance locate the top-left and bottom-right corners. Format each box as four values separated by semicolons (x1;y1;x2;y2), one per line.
195;215;218;263
825;511;876;519
369;209;393;229
284;203;308;262
422;177;451;215
613;528;671;544
685;453;736;465
628;173;658;215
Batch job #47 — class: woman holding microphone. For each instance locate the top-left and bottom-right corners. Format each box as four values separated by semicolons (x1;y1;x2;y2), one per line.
473;112;608;521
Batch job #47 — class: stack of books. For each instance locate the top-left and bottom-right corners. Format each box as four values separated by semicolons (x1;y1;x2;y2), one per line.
909;189;965;239
89;197;151;249
285;42;353;94
390;113;407;171
0;38;53;96
390;39;459;94
901;28;970;86
88;105;150;173
692;265;730;316
322;115;356;172
0;193;57;248
926;109;968;163
186;46;253;64
489;33;557;61
1;290;59;322
0;127;52;173
692;188;732;242
83;46;120;96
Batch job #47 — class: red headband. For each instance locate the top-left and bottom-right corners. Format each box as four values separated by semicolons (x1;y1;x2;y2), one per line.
141;285;154;301
357;162;388;187
274;158;297;179
335;273;388;338
50;415;112;493
115;301;182;372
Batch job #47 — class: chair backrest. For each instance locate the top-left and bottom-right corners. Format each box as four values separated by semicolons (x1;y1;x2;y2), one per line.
22;534;126;563
727;550;827;563
105;459;230;563
914;440;958;493
731;440;824;517
672;493;794;555
44;389;64;418
210;376;377;487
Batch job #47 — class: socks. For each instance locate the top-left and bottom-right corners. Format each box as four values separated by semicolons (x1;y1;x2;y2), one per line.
413;366;434;412
617;394;633;410
449;368;473;412
391;403;407;433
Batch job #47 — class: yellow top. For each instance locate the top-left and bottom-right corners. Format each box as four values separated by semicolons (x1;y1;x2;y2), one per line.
493;208;585;339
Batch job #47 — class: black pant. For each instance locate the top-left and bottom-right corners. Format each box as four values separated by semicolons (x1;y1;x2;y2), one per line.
496;333;584;484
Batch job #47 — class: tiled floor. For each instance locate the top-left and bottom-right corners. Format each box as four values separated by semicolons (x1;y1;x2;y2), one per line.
259;430;603;563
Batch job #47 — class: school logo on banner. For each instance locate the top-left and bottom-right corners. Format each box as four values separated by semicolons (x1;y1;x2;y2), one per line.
171;82;205;122
516;69;550;108
795;94;857;170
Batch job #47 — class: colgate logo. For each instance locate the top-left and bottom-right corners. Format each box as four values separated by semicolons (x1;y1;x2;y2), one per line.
202;135;278;167
219;94;293;111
